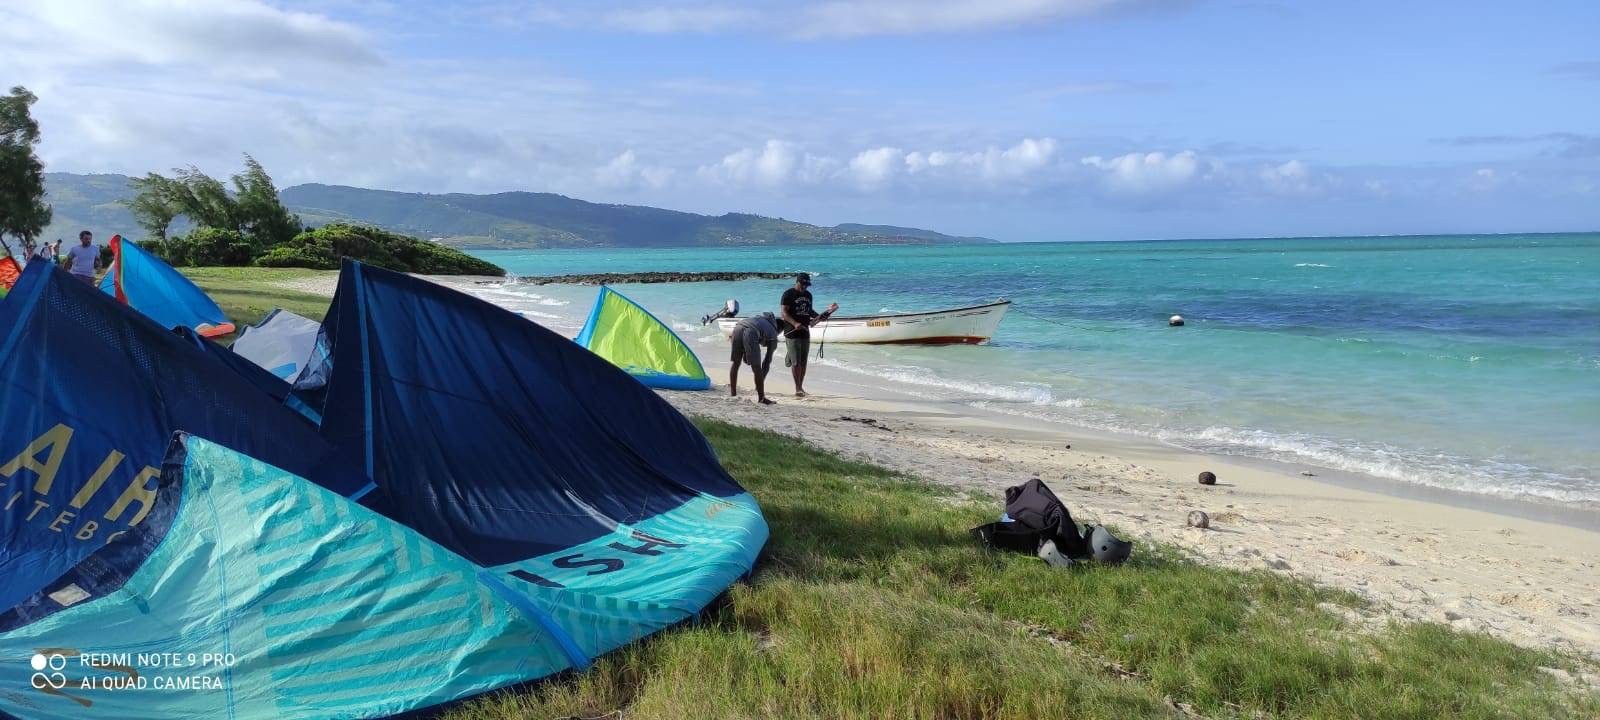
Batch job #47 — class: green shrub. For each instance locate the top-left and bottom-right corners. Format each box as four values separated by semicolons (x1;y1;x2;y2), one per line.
254;246;339;270
391;236;506;275
254;223;504;276
154;227;255;267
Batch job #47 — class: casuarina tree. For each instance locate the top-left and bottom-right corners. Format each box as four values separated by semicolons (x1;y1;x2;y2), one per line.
126;153;303;263
0;86;52;258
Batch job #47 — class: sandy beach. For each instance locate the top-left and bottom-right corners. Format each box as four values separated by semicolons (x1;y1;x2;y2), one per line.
672;378;1600;659
287;273;1600;660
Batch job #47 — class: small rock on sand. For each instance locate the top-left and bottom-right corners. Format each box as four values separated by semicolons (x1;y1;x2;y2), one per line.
1198;471;1217;485
1187;510;1211;529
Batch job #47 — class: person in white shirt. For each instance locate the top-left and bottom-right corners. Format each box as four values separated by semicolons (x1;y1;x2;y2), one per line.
65;230;100;284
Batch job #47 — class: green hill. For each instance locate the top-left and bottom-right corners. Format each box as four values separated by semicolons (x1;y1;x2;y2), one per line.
37;173;994;249
279;184;995;248
37;173;160;243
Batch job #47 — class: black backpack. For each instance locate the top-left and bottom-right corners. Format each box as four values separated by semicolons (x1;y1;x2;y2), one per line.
970;478;1090;559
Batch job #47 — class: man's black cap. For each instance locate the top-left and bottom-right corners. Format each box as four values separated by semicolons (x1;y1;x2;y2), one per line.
796;272;812;285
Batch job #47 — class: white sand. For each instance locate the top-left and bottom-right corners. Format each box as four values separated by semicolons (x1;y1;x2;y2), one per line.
668;380;1600;660
283;273;1600;659
672;382;1600;659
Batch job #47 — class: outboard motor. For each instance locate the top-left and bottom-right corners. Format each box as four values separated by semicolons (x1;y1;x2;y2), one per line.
702;299;740;325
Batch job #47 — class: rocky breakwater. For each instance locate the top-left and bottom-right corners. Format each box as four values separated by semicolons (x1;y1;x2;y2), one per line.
513;271;791;285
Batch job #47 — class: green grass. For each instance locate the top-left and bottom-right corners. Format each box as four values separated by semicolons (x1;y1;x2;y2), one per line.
444;420;1597;720
196;276;1598;719
181;266;335;335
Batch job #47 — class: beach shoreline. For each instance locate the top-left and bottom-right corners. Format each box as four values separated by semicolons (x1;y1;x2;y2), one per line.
666;376;1600;660
281;272;1600;659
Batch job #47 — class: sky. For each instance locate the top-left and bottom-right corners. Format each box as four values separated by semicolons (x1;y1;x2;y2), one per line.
3;0;1598;242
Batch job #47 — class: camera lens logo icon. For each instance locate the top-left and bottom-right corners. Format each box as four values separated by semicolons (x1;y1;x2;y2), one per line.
30;653;67;690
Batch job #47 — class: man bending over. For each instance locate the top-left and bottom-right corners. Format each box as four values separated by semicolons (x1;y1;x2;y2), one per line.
729;311;781;405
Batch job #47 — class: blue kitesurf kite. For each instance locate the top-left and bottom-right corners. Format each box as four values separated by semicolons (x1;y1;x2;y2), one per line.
0;260;767;719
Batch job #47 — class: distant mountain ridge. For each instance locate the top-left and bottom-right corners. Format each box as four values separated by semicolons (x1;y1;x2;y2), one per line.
37;173;995;249
279;184;995;248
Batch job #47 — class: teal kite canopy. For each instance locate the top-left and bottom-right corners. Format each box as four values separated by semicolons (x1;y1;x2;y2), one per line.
0;261;768;719
0;435;766;718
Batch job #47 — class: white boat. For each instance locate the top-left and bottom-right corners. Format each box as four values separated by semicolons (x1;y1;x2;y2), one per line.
716;300;1010;345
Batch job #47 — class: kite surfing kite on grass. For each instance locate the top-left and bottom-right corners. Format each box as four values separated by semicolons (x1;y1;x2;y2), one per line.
230;307;321;380
576;285;712;390
0;260;767;719
99;234;235;337
0;256;19;298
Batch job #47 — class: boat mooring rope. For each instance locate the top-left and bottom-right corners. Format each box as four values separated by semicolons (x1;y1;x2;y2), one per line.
817;309;833;359
1008;306;1123;334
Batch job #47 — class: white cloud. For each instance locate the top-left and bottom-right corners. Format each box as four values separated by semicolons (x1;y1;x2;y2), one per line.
700;140;837;188
0;0;380;79
490;0;1174;38
595;150;675;190
848;147;904;187
795;0;1158;38
702;138;1059;191
903;138;1059;181
1259;159;1316;195
988;137;1058;178
602;5;757;33
1080;150;1204;193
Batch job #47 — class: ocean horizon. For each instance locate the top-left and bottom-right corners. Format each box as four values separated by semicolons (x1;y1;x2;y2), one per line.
468;232;1600;509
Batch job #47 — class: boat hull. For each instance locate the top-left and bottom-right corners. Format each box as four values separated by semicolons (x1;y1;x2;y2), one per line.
717;301;1009;345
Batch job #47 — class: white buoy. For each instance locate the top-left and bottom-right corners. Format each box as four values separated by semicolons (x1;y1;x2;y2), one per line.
1169;314;1185;327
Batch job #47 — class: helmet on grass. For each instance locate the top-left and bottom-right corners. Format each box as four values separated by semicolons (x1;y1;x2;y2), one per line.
1088;525;1132;564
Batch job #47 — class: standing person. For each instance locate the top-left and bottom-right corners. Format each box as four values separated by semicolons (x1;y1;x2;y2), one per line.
779;273;838;397
729;311;782;405
48;239;62;263
19;240;35;268
65;230;99;284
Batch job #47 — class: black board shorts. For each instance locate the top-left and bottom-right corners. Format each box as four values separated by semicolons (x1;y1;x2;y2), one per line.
785;336;810;368
731;327;764;365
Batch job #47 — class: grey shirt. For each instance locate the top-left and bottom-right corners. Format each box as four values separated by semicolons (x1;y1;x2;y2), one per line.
65;244;98;276
733;315;780;347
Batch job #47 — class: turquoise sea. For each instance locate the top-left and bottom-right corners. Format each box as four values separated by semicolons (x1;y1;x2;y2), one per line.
471;234;1600;507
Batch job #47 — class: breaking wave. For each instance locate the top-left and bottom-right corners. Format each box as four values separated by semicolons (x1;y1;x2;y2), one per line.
819;357;1597;506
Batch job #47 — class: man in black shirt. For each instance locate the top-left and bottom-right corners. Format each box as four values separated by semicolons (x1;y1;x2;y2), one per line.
779;272;837;397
